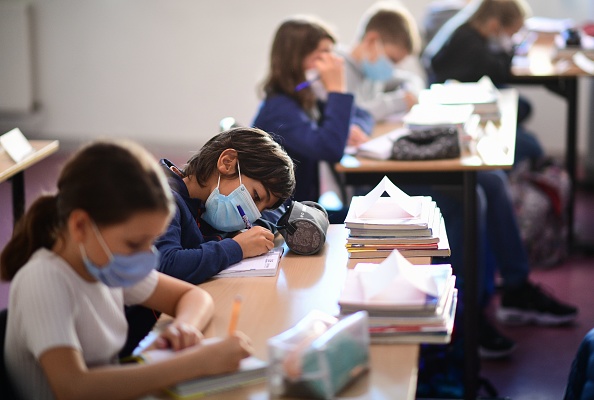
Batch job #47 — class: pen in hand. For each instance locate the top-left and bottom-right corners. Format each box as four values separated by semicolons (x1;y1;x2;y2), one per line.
228;295;243;336
237;205;252;230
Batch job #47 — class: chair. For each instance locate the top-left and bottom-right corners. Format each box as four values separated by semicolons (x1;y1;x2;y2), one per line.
564;328;594;400
0;308;20;400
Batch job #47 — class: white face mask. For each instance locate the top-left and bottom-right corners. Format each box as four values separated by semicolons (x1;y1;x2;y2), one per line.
200;162;262;232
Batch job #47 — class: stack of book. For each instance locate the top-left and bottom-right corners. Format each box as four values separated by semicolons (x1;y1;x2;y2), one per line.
344;176;450;259
339;250;457;344
417;76;501;122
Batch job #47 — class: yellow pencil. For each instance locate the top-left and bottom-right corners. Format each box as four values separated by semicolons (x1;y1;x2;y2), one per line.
228;295;243;335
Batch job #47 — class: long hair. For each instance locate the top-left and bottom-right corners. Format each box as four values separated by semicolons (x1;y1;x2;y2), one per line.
183;127;295;209
261;16;336;111
0;140;174;280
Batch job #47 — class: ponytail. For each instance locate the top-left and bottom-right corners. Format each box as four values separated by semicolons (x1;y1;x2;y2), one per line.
0;195;60;281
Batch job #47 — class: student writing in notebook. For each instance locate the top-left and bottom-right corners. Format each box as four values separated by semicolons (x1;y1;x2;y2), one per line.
122;127;295;357
252;16;374;222
0;140;252;400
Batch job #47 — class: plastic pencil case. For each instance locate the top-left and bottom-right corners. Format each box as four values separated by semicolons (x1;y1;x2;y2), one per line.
267;310;370;399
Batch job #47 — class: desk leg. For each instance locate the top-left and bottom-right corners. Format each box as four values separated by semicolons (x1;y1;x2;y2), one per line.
564;78;578;247
463;171;479;400
10;172;25;226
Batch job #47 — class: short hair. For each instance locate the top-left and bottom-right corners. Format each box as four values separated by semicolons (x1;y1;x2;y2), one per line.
183;127;295;209
261;16;336;111
359;2;421;55
469;0;531;28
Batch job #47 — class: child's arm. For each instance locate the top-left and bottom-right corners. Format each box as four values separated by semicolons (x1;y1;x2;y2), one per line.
39;333;251;400
139;273;214;350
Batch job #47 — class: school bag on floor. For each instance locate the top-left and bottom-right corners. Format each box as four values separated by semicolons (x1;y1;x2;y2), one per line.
508;157;571;268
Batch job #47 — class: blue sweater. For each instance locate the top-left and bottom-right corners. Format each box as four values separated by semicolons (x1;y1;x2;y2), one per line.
155;159;243;284
252;92;373;202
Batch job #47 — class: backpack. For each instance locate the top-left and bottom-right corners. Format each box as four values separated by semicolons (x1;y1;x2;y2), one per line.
508;157;571;268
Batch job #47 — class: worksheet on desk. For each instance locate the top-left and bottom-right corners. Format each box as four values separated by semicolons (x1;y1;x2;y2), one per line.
215;247;284;278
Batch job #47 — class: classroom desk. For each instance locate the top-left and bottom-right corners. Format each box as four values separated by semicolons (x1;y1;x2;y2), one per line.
511;31;593;246
335;88;518;400
183;225;428;400
0;140;60;225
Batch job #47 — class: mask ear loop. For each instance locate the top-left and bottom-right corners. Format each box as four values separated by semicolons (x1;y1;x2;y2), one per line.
90;222;115;262
236;159;243;186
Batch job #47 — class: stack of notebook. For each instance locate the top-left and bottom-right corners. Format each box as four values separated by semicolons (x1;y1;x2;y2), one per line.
339;250;457;344
417;76;501;122
344;177;450;259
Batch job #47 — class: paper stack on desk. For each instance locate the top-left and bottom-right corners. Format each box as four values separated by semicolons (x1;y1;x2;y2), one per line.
339;250;457;344
344;177;450;259
418;76;501;122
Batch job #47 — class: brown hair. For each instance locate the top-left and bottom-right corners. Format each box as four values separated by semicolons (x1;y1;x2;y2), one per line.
469;0;530;28
261;16;336;111
0;140;174;280
360;2;422;54
183;127;295;209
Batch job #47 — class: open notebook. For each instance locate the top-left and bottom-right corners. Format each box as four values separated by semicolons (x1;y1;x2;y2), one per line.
214;247;284;278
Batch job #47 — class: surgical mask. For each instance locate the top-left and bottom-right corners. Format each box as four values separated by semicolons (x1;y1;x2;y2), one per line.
361;44;394;82
79;222;159;287
201;161;262;232
304;69;328;102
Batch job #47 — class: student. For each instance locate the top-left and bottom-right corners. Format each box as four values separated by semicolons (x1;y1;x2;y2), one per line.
0;140;252;400
252;16;374;211
155;127;295;284
123;127;295;357
423;0;536;132
336;1;425;121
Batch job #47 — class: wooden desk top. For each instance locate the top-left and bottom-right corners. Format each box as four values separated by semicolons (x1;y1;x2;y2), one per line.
191;225;422;400
0;140;60;182
512;32;592;78
336;89;518;173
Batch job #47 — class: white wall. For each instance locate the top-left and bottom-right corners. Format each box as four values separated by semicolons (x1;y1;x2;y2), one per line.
0;0;591;155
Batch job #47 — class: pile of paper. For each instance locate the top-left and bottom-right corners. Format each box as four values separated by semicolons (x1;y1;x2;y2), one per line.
344;176;450;259
339;250;457;344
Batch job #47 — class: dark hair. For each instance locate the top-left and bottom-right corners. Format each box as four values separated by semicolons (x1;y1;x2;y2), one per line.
360;3;421;54
261;16;336;111
183;127;295;210
469;0;529;28
0;140;174;280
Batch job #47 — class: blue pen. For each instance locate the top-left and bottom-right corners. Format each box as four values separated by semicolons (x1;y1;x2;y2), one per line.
295;76;320;92
237;205;252;229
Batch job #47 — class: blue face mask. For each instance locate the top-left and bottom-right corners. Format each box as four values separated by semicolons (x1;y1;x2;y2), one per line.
362;54;394;82
79;222;159;287
201;161;262;232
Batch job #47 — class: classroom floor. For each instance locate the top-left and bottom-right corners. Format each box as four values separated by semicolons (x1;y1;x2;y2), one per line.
1;146;594;399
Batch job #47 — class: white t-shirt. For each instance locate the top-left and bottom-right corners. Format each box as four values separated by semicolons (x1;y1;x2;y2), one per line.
5;248;159;400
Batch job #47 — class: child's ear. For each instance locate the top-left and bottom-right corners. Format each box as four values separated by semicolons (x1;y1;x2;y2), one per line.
216;149;239;175
68;209;92;243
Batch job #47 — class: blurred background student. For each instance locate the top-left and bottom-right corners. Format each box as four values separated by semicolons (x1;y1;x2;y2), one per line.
422;0;543;164
252;15;374;223
335;1;424;122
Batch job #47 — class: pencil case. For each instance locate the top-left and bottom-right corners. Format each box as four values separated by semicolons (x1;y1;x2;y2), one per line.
267;310;369;399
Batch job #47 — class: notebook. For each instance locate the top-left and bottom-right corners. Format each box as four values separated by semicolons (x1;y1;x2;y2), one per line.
214;247;284;278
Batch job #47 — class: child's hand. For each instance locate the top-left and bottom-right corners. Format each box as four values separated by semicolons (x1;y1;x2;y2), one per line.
197;333;253;376
315;52;345;93
347;125;370;148
155;321;204;351
232;226;274;258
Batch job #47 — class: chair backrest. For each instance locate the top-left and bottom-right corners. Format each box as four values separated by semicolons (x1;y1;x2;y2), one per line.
0;308;20;400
